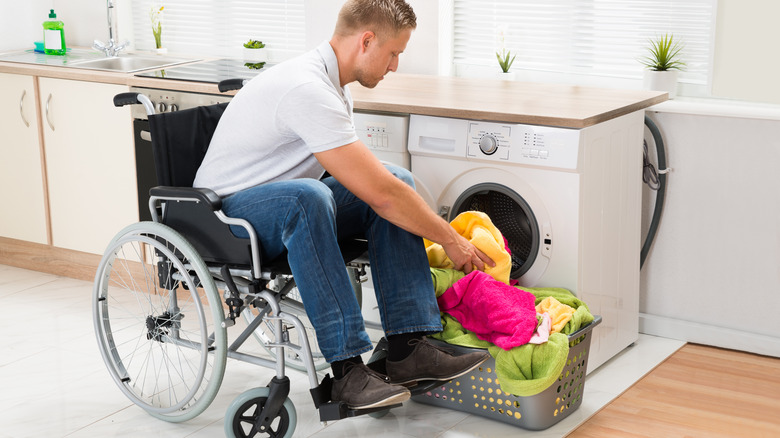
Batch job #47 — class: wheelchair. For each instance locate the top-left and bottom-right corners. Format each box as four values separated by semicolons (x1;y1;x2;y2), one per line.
92;80;408;437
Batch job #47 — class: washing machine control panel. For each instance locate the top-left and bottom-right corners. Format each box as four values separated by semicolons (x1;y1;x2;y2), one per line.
466;121;580;169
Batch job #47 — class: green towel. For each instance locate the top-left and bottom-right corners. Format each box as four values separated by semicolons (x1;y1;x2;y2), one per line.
431;268;465;297
489;332;569;397
430;313;569;397
522;287;595;334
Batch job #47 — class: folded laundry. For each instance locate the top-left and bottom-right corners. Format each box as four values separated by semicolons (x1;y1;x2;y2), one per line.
436;271;538;350
535;296;575;334
424;211;512;283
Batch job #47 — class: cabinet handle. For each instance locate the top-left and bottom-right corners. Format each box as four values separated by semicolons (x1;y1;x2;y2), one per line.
45;93;55;131
19;90;30;127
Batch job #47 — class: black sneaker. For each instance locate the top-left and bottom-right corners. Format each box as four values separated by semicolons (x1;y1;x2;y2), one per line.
331;363;411;409
386;338;490;386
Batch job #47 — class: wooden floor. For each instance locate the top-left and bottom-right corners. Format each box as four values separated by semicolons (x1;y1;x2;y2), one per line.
569;344;780;438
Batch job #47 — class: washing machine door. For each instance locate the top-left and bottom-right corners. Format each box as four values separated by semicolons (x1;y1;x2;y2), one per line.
438;168;552;285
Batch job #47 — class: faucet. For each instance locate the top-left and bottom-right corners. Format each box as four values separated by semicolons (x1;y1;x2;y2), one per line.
93;0;129;57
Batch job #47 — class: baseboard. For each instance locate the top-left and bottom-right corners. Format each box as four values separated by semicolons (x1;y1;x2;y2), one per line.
0;237;101;282
639;312;780;358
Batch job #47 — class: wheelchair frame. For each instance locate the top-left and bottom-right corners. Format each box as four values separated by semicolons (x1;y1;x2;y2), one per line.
93;90;393;438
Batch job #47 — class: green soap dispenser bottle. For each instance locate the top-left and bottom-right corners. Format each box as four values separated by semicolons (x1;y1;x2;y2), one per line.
43;9;66;55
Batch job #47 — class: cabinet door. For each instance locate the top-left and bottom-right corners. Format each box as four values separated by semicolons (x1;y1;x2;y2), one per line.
0;73;48;244
39;78;138;255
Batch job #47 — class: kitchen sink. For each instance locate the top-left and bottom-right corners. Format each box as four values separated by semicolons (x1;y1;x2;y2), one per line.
0;49;198;73
71;54;197;72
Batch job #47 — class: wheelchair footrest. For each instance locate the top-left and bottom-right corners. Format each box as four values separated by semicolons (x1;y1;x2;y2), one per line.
318;401;402;422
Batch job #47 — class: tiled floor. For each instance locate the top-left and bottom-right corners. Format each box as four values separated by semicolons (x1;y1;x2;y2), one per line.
0;264;684;437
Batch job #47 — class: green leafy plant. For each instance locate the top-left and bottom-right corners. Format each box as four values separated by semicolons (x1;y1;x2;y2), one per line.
244;62;266;70
149;6;164;49
243;39;266;49
640;34;686;71
496;48;516;73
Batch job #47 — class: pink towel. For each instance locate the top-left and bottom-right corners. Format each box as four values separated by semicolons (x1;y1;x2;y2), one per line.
437;271;538;350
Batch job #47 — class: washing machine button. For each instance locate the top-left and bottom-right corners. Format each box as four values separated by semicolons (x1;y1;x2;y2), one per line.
479;134;499;155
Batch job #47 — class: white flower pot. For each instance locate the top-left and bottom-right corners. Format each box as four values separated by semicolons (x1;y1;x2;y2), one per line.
643;70;679;99
243;48;268;63
152;48;168;55
495;71;516;81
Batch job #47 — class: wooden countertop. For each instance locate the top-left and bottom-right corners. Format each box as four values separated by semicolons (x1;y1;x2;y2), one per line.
1;59;666;127
350;74;668;128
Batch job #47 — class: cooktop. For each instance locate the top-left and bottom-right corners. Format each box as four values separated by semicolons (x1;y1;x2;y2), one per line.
135;58;272;83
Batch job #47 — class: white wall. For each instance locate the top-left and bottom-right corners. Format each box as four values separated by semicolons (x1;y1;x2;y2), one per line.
0;1;109;53
712;0;780;104
0;1;53;52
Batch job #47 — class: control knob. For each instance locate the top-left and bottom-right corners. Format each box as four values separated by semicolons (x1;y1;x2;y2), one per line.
169;104;179;112
156;102;168;113
479;134;499;155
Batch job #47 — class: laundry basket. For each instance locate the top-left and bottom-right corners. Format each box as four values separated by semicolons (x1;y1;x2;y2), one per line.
412;316;601;430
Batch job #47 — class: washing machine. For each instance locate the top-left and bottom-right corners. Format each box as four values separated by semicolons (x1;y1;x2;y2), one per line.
408;112;645;371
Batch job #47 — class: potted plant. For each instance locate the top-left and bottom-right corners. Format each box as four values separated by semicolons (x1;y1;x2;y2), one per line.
243;39;268;63
496;48;516;74
495;27;516;79
150;6;166;54
640;33;686;98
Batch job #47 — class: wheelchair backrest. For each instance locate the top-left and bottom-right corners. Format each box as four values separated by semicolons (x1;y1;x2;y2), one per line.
146;102;260;270
147;103;229;188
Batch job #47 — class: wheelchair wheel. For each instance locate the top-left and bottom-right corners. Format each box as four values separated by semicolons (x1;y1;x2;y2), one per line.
241;294;330;372
93;222;228;422
225;387;297;438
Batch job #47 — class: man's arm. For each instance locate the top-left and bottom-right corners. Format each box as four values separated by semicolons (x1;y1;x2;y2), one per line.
315;140;494;273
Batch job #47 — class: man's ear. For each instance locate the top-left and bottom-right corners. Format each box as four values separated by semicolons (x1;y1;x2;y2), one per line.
359;31;375;52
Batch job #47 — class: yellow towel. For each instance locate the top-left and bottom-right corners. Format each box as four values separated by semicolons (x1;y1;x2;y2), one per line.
424;211;512;284
535;296;575;334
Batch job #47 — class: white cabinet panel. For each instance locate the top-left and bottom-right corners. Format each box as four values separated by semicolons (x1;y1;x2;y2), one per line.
39;78;138;254
0;73;47;243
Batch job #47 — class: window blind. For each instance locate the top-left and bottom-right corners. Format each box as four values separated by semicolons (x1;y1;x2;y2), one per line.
453;0;717;85
130;0;306;60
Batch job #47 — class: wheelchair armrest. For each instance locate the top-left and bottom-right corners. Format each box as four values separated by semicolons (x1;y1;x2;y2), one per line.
149;186;223;210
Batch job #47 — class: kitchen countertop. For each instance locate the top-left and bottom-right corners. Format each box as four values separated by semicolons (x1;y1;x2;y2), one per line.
350;74;667;128
0;52;667;127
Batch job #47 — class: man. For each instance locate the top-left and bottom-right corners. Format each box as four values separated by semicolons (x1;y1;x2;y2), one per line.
194;0;493;410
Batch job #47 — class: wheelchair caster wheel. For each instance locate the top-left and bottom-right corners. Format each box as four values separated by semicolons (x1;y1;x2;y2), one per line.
225;387;297;438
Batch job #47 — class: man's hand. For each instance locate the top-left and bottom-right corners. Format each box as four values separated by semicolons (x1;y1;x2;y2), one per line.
441;234;495;274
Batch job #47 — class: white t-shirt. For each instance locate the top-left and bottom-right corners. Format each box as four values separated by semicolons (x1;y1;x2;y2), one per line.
193;41;359;197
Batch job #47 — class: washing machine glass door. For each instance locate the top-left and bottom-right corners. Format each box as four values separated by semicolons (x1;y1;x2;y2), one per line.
451;183;540;279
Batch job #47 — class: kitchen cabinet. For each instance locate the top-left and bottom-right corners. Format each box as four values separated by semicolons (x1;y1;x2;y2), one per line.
38;77;138;255
0;73;48;244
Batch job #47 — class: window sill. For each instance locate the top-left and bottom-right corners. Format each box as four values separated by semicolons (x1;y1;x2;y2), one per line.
649;97;780;122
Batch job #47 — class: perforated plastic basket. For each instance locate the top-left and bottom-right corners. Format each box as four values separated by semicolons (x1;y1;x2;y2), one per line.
412;316;601;430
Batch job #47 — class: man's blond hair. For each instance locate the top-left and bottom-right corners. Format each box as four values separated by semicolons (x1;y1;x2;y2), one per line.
334;0;417;40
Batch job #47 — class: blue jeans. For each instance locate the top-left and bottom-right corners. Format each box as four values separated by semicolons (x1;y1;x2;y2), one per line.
221;165;442;362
